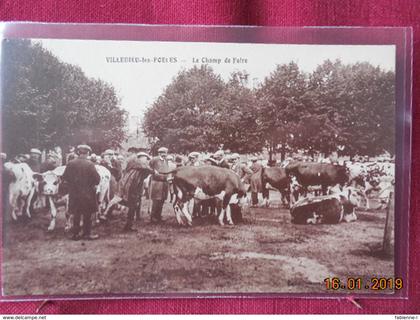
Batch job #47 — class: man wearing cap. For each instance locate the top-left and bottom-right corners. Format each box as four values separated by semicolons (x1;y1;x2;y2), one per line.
27;148;42;172
101;149;122;183
115;151;152;231
149;147;170;223
62;144;101;240
175;155;184;168
249;156;268;207
231;154;253;183
212;150;230;169
186;152;201;167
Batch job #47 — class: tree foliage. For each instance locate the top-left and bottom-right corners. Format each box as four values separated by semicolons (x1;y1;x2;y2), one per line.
143;60;395;158
143;66;262;154
2;39;127;156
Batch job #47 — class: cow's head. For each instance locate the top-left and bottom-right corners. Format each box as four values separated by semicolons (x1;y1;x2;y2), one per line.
33;171;61;196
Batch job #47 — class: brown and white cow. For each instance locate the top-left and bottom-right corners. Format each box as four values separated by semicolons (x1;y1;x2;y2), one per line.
290;187;366;224
170;166;249;226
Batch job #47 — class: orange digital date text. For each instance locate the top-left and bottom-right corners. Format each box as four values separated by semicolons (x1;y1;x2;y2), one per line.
324;277;403;290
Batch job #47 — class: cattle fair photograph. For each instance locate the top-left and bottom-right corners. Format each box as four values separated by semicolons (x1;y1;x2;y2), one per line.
1;38;396;296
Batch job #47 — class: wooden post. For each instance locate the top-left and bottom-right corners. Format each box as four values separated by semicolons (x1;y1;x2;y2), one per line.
382;191;395;255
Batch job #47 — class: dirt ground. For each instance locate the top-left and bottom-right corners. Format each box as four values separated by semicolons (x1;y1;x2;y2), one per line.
2;192;394;297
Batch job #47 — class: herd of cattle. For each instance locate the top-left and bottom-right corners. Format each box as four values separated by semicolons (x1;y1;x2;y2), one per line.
2;154;395;233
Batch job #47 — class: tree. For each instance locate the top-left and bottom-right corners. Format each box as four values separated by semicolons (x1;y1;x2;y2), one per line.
256;62;308;160
143;65;226;154
2;39;127;157
214;71;264;153
307;60;395;157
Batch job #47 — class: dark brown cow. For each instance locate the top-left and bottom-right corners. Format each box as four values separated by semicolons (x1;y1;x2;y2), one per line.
170;166;249;226
285;162;349;196
260;167;290;206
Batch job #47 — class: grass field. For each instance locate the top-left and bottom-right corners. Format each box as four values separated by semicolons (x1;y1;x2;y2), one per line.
2;192;394;297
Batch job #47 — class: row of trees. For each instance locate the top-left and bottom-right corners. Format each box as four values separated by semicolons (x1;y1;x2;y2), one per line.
2;39;127;156
143;61;395;159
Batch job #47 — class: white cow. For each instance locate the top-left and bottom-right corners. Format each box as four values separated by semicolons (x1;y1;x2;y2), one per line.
3;162;36;221
33;165;72;231
94;165;111;222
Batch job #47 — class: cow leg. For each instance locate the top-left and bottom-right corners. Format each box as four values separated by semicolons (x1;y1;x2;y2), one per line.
306;212;320;224
101;195;122;220
9;190;18;221
225;205;234;225
47;196;57;231
64;196;73;231
261;188;270;208
343;208;357;222
218;208;225;226
363;190;371;209
180;201;193;226
17;196;25;218
219;194;233;225
173;202;185;225
25;186;35;218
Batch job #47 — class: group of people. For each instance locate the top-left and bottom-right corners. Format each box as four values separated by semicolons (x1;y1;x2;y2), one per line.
4;143;394;240
1;144;276;241
65;146;271;240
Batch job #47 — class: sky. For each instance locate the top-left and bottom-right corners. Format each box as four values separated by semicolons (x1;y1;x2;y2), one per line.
35;39;395;130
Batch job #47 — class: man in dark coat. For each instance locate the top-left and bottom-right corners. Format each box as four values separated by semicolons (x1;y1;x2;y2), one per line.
117;151;151;231
149;147;170;223
62;144;101;240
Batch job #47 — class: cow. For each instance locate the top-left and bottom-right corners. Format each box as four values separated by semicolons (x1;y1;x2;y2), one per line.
3;162;36;221
33;166;68;231
345;161;395;210
33;165;111;231
285;162;349;202
169;166;249;226
94;165;112;222
259;167;290;207
290;187;366;224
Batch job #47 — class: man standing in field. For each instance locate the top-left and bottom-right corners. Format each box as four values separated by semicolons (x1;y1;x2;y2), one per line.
149;147;170;224
62;144;100;240
249;156;269;207
117;151;152;231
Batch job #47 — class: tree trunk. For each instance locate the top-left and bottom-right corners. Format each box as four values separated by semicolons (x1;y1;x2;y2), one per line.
280;145;286;162
268;140;273;163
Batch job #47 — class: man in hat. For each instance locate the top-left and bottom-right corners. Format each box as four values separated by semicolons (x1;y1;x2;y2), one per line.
101;149;122;182
116;151;152;231
213;150;230;169
27;148;42;172
186;152;201;167
175;155;184;168
62;144;100;240
249;156;269;207
149;147;170;223
231;153;253;183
